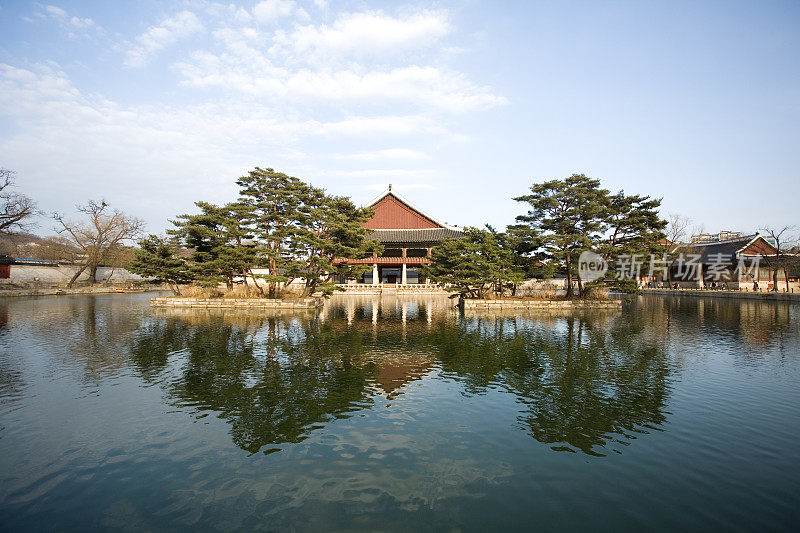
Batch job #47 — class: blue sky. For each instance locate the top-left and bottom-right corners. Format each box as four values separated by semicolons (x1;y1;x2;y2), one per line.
1;0;798;236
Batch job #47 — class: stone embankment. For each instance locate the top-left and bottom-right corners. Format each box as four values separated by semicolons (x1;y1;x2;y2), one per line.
150;296;324;309
641;288;800;302
0;284;161;298
462;298;622;311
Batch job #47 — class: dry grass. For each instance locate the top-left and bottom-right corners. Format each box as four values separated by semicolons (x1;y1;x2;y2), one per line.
178;284;302;299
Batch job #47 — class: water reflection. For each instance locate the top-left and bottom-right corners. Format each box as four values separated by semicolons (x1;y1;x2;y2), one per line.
128;295;677;456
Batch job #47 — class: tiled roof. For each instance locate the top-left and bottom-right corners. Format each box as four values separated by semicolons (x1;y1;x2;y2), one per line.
672;234;771;263
367;228;464;244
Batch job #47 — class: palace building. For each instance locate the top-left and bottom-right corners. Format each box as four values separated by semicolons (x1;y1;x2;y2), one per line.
344;186;464;285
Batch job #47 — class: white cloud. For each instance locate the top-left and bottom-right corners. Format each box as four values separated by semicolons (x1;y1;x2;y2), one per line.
0;63;455;230
335;149;430;161
253;0;297;24
125;10;203;68
38;4;100;38
166;7;505;112
314;115;445;136
268;9;450;63
69;16;95;28
44;5;67;18
175;52;506;112
330;169;435;180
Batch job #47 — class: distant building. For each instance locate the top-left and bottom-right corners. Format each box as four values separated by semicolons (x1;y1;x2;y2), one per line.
690;230;742;244
670;233;781;288
341;186;464;285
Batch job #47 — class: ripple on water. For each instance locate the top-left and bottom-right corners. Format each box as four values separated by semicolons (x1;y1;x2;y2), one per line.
0;293;799;530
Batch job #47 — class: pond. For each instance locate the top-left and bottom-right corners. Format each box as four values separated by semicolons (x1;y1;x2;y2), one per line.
0;293;798;531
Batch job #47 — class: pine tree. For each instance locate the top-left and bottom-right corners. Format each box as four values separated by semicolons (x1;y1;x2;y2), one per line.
128;235;193;295
236;168;308;297
421;226;522;299
170;201;257;290
514;174;609;298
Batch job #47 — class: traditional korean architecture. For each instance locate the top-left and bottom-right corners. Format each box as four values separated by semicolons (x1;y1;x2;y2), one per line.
344;186;464;285
669;233;784;289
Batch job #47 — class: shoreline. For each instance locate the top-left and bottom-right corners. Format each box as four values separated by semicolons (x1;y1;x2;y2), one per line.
641;288;800;302
0;286;166;298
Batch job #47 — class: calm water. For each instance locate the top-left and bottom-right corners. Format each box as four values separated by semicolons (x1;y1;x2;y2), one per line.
0;293;798;531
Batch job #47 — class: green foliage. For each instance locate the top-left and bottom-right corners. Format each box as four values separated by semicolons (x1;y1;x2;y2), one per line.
151;167;381;298
421;226;523;299
283;191;382;296
514;174;609;298
514;174;667;297
128;234;192;294
237;167;381;297
170;201;257;289
599;191;667;292
236;168;308;296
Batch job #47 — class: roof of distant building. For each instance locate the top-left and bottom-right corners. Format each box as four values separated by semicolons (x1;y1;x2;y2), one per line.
363;186;460;231
672;234;777;263
367;228;464;244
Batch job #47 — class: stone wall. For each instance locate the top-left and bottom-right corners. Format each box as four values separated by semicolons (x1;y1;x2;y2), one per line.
6;264;145;284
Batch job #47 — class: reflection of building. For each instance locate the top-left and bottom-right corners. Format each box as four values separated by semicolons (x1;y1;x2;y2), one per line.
372;351;433;398
342;186;463;285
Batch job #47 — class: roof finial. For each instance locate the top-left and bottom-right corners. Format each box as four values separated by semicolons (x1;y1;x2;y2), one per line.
388;183;392;192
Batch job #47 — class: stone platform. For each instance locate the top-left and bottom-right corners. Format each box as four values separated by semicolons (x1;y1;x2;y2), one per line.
151;296;324;309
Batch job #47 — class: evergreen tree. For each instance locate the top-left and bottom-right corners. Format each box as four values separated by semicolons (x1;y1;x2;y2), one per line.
128;234;193;295
170;201;257;290
513;175;667;297
514;174;609;298
236;168;308;298
421;226;523;299
598;191;666;291
237;167;381;297
284;191;381;296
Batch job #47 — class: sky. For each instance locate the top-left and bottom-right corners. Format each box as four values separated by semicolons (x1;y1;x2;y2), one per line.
0;0;798;237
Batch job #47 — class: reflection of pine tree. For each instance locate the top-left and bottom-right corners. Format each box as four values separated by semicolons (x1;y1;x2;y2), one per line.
431;314;671;456
126;305;679;456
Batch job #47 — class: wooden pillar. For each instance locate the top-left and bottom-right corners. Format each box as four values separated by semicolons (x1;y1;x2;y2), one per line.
372;264;378;285
401;247;407;284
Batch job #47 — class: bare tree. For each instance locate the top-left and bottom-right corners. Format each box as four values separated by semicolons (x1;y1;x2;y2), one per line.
666;214;692;245
759;225;797;292
0;168;37;234
53;200;144;287
689;223;706;242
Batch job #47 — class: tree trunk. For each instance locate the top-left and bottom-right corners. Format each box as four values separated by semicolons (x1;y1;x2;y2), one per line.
89;264;98;285
576;271;584;299
67;264;89;288
242;270;251;297
268;256;277;298
565;254;574;299
169;281;181;296
773;268;778;291
784;269;790;292
249;270;266;297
